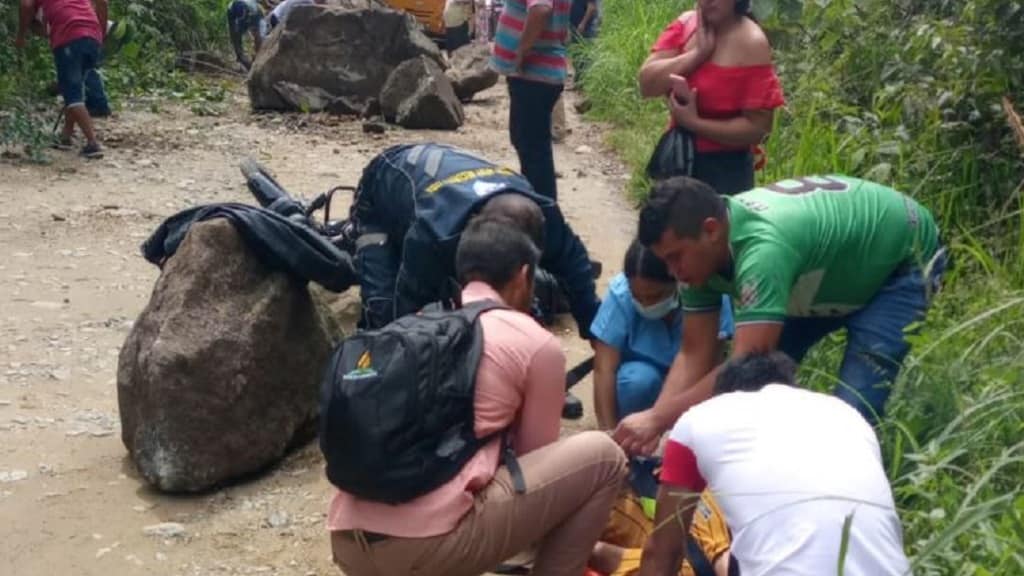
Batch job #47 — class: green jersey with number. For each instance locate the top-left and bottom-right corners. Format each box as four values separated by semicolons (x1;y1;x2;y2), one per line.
682;176;940;323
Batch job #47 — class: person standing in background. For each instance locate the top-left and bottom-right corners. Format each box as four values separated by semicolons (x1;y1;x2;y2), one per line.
444;0;475;54
16;0;108;158
638;0;784;195
490;0;571;201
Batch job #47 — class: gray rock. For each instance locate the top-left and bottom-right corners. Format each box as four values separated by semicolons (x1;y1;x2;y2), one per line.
142;522;186;538
248;1;444;115
446;43;499;102
380;56;464;130
117;220;341;492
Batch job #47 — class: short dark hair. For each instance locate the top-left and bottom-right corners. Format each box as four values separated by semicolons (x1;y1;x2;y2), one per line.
456;216;541;290
714;352;798;395
478;193;545;249
637;177;726;246
623;238;673;283
736;0;752;15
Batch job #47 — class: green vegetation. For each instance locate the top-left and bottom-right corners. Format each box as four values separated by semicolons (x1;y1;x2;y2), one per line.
1;0;231;159
581;0;1024;572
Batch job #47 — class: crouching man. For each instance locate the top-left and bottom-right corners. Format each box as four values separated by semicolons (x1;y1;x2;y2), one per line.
328;217;627;576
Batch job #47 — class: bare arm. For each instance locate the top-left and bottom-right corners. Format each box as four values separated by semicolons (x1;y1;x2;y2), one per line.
612;310;720;455
653;319;783;426
638;51;706;99
16;0;37;46
672;104;775;147
592;341;621;430
647;310;721;428
639;485;697;576
577;0;597;33
518;2;553;58
93;0;108;39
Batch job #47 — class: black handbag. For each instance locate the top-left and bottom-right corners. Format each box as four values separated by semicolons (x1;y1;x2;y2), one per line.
645;126;696;181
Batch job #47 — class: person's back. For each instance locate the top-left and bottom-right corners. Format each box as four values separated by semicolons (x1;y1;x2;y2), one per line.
720;175;940;318
656;353;910;575
36;0;102;50
351;143;599;338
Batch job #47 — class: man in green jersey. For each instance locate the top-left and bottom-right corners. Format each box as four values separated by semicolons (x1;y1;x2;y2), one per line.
613;175;946;454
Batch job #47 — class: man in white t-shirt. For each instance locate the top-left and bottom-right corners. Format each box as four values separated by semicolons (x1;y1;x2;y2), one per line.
640;352;910;576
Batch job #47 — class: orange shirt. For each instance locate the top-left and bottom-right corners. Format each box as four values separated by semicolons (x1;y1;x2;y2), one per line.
327;281;566;537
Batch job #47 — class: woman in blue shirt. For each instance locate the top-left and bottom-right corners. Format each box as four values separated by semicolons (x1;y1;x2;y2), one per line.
590;239;733;430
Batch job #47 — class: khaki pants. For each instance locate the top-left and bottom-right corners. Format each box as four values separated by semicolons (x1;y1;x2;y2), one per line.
332;431;628;576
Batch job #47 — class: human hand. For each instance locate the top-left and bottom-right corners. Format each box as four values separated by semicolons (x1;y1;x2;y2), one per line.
695;19;716;61
667;86;700;129
611;409;664;456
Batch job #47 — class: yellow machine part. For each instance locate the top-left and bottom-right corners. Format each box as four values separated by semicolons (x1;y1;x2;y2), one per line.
385;0;447;37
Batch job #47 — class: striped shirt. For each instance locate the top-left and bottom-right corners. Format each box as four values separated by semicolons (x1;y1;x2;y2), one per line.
490;0;571;84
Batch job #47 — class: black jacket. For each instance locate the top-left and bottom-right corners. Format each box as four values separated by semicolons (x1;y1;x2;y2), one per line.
143;203;357;292
354;143;600;338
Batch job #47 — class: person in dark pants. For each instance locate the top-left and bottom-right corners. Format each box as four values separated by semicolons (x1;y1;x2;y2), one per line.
227;0;264;71
17;0;107;158
568;0;599;85
350;143;601;418
490;0;571;201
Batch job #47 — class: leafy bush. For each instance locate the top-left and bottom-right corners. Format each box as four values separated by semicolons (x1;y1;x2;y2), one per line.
583;0;1024;572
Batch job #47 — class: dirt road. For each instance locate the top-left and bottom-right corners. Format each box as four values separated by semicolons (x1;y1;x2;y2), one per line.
0;82;638;575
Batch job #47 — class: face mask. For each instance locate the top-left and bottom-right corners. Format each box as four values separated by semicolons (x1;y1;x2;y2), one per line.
633;295;680;320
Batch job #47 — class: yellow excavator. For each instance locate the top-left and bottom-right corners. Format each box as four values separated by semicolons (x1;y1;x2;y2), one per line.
386;0;448;39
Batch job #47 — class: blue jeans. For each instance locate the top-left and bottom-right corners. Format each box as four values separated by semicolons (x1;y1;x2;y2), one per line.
778;249;948;424
615;361;664;421
53;37;102;109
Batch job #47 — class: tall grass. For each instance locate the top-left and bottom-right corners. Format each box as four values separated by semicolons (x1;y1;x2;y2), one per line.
581;0;1024;572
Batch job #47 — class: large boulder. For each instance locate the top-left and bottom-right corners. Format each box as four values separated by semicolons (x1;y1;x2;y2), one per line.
380;56;465;130
248;0;445;114
446;43;499;102
117;219;340;493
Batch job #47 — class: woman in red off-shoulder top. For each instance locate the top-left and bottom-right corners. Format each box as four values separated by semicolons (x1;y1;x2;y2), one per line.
638;0;785;195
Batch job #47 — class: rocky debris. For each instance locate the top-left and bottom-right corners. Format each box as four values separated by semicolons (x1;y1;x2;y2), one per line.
380;56;464;130
248;1;444;116
362;118;388;134
143;522;186;538
0;469;28;483
446;43;499;102
117;219;340;492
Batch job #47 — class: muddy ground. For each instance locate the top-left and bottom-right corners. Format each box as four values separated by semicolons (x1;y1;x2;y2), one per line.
0;81;638;575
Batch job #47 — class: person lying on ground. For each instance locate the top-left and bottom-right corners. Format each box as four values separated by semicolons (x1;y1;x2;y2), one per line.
328;216;628;576
614;175;946;455
16;0;108;158
640;351;911;576
227;0;265;71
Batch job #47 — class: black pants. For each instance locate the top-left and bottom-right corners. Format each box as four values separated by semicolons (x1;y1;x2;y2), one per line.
507;76;563;201
692;149;755;196
445;22;471;53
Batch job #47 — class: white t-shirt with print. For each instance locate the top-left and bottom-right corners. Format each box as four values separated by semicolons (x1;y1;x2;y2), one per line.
661;384;911;576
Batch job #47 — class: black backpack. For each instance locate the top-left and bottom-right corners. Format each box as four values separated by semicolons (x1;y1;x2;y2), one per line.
319;299;524;504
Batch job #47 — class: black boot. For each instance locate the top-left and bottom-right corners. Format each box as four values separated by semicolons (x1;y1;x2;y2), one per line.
562;391;584;420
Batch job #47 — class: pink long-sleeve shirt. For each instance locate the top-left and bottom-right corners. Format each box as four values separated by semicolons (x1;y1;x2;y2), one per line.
327;281;566;537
